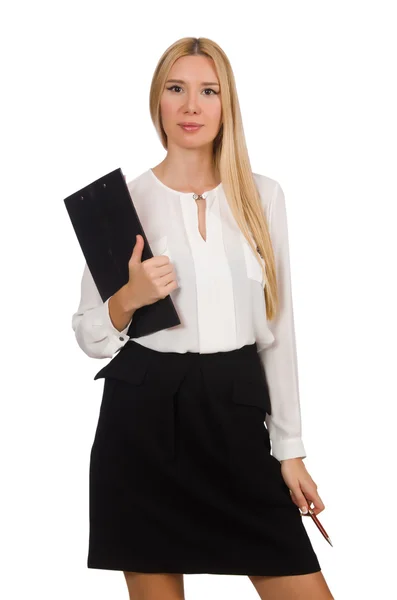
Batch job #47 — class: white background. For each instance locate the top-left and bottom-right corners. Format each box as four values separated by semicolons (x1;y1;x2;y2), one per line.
2;1;396;598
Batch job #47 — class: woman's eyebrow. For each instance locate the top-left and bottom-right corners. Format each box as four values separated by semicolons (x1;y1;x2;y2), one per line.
166;79;220;87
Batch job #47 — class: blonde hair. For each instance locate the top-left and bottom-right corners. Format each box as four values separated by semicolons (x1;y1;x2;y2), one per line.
149;37;279;321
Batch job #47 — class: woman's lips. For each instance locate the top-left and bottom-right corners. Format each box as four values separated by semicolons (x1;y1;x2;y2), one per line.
179;124;203;132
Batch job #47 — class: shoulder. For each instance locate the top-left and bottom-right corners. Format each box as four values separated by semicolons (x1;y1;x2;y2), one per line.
126;169;152;196
252;172;283;218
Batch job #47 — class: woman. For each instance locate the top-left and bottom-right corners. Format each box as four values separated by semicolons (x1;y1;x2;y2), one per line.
72;37;334;600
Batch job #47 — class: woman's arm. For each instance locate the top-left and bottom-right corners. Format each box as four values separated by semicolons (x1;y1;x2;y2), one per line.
71;263;134;359
258;181;307;462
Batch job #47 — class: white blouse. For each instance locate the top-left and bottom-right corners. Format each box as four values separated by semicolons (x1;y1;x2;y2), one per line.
72;168;306;462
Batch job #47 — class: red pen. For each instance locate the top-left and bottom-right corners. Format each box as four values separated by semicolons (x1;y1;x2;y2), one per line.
301;504;333;547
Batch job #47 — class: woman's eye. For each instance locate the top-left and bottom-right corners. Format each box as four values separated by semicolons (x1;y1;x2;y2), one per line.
166;85;218;95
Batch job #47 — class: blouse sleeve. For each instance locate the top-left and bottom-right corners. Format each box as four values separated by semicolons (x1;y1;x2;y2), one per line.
71;263;132;359
258;181;307;462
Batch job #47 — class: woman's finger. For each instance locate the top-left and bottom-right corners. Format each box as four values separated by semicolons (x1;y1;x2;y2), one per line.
289;485;310;514
309;490;325;515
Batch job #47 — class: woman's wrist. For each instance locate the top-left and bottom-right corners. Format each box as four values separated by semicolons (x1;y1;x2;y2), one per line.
280;457;304;465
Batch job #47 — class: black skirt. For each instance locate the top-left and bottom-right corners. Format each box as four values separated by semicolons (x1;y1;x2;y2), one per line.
87;340;321;576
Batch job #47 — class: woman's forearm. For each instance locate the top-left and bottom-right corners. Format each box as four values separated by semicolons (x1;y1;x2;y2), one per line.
108;283;137;332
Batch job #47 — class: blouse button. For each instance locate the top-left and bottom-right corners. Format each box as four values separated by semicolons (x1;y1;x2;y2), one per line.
119;336;124;341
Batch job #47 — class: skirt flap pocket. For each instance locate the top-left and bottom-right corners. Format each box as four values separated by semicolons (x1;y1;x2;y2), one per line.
232;366;272;416
93;348;150;385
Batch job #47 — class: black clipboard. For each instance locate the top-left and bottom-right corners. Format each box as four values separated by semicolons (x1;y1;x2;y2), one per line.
64;167;181;338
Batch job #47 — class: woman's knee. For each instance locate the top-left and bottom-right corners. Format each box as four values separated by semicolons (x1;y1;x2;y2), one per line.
123;571;185;600
248;570;334;599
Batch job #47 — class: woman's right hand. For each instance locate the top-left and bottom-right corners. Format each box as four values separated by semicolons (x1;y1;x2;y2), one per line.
124;234;179;310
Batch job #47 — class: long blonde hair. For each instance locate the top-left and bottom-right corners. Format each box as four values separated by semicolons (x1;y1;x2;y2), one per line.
149;37;279;321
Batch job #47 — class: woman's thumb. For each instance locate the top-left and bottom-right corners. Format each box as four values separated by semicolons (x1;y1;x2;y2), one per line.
130;234;144;262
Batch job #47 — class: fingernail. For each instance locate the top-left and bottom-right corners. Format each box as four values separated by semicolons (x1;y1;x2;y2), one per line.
301;506;308;514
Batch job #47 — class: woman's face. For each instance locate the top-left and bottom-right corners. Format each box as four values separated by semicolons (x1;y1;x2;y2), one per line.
160;55;222;149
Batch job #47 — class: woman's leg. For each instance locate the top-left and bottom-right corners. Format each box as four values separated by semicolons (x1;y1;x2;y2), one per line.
248;571;334;599
123;572;185;600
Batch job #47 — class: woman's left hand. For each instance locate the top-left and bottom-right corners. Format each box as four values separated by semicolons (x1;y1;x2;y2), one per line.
280;457;325;516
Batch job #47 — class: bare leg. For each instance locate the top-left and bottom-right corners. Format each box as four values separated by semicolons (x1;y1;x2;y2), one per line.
123;572;185;600
248;571;334;599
